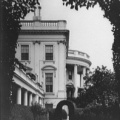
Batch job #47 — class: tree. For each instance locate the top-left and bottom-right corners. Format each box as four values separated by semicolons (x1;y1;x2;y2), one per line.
62;0;120;106
84;66;117;106
0;0;39;119
75;66;117;108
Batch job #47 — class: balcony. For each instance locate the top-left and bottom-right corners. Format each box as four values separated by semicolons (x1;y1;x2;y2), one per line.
20;20;67;30
14;64;44;95
68;50;90;60
67;50;91;67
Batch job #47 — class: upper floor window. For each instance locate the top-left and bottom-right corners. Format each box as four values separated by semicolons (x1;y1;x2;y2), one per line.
45;45;53;60
21;45;29;60
45;73;53;92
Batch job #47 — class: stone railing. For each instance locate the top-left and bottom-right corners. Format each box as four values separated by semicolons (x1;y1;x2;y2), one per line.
14;65;44;95
68;50;90;60
20;20;67;30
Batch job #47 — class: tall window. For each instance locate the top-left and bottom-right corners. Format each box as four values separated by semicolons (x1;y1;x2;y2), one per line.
45;45;53;60
45;73;53;92
69;71;72;80
21;45;29;60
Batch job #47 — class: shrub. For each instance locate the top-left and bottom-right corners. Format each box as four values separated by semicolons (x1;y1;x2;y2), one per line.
9;104;34;120
48;109;55;120
48;108;68;120
74;102;120;120
31;102;47;120
62;109;67;119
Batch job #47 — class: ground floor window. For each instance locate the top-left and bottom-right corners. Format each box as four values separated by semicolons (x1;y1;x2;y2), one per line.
45;103;53;110
45;73;53;92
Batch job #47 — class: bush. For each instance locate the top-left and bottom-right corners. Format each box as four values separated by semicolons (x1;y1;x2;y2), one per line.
48;108;67;120
74;102;120;120
9;104;34;120
48;109;55;120
31;102;47;120
62;109;67;119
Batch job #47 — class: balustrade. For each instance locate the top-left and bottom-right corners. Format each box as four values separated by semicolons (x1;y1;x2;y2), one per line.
20;20;66;30
68;50;90;60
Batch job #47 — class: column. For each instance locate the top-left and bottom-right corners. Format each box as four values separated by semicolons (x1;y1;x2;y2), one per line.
74;64;77;97
81;74;84;88
29;93;32;106
80;74;81;88
24;90;28;106
35;94;38;103
17;87;21;105
83;67;86;87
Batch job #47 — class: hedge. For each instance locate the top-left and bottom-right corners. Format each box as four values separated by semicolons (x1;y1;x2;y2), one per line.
9;104;48;120
74;104;120;120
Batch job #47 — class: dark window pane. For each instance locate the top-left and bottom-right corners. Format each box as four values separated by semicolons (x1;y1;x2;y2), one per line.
69;75;72;79
45;73;53;92
21;45;29;60
45;45;53;60
45;104;53;110
69;71;72;79
21;53;29;60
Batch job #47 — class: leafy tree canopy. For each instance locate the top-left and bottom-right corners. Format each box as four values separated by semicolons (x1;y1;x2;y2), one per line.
1;0;40;119
76;66;118;107
62;0;120;105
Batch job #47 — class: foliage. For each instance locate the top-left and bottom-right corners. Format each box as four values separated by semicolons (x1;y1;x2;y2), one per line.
74;102;119;120
62;109;67;119
75;66;118;107
48;109;55;120
0;0;40;119
62;0;120;105
15;58;27;71
31;102;47;120
10;104;48;120
26;72;36;80
9;104;34;120
48;108;68;120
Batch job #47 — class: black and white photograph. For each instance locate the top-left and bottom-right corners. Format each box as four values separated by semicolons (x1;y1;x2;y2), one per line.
0;0;120;120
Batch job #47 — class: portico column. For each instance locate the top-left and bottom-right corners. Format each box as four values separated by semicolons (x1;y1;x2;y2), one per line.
83;67;86;86
80;74;82;87
24;90;28;106
35;94;38;103
74;64;77;97
81;73;84;88
17;86;21;104
29;93;32;106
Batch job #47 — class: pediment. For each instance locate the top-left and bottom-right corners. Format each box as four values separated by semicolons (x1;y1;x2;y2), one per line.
41;65;57;71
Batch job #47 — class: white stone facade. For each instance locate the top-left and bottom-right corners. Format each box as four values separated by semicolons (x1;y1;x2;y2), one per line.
14;18;91;109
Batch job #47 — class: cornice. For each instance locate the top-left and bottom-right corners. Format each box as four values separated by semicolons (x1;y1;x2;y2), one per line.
67;56;92;66
13;73;44;95
19;30;69;35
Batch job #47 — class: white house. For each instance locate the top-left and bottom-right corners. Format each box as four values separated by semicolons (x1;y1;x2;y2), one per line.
14;9;91;109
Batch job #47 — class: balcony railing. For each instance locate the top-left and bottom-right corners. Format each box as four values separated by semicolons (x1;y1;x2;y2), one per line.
68;50;90;60
20;20;67;30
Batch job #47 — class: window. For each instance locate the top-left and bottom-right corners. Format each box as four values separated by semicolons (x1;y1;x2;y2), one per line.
21;45;29;60
69;71;72;80
45;104;53;110
45;73;53;92
45;45;53;60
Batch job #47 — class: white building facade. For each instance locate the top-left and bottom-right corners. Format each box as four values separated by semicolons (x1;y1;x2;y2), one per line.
14;15;91;109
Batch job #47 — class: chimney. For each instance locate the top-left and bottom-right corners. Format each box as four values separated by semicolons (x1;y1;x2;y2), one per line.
33;6;42;21
38;6;41;20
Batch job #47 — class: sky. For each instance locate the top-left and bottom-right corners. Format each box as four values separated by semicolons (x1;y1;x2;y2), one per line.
26;0;114;71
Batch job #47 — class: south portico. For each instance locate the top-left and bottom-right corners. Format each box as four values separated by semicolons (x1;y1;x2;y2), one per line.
12;64;44;107
66;50;91;98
